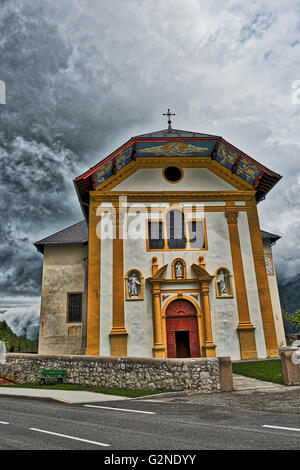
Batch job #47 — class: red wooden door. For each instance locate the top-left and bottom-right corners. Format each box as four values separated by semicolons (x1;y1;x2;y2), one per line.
166;299;201;358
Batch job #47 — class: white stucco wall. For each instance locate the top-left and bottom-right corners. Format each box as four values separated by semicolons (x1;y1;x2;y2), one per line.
120;206;244;359
39;244;87;355
99;237;113;356
263;239;286;347
111;167;238;192
96;167;272;360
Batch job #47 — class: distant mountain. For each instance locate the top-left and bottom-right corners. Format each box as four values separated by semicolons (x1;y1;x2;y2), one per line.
278;274;300;314
0;320;38;352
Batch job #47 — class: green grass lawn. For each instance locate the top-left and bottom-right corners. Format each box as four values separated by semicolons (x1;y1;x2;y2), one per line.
0;382;175;398
232;359;284;385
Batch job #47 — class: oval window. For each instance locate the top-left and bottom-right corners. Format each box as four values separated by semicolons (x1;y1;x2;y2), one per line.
163;166;183;183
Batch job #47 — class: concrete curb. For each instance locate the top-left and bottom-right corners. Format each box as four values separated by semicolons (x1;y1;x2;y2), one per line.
0;392;69;404
132;391;187;400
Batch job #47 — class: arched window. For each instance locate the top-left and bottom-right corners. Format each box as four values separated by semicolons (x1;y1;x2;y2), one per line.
147;208;207;251
166;209;186;249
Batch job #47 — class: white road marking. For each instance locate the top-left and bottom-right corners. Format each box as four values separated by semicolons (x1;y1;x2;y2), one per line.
29;428;110;447
84;404;156;415
263;425;300;433
0;421;9;425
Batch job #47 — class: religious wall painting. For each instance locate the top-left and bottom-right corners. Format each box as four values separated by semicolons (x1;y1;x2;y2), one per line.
94;144;134;186
214;143;238;171
264;253;274;275
94;160;114;186
171;258;187;280
125;269;144;301
115;144;134;171
215;267;234;298
135;140;216;158
235;156;261;184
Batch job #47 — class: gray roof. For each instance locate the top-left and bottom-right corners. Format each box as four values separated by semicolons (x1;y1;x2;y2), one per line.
134;128;220;139
34;220;281;254
34;221;88;253
260;230;281;243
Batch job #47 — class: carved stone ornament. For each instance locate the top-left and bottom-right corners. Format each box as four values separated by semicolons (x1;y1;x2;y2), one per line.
225;209;238;225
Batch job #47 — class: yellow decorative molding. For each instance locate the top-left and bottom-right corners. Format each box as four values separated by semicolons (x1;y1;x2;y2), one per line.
90;190;256;203
153;264;168;279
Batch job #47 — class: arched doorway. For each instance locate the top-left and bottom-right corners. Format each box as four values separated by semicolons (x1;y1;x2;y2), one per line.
165;299;201;358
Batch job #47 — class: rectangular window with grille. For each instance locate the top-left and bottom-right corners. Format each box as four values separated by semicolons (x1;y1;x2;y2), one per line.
148;221;165;249
67;293;82;323
147;213;207;251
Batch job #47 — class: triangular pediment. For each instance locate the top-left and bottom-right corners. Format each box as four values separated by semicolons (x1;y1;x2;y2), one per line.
74;128;282;217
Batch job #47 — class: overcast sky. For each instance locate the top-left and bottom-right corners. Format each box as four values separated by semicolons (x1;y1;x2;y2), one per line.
0;0;299;338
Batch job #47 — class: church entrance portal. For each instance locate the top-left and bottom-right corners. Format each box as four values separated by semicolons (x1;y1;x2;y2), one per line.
165;299;201;358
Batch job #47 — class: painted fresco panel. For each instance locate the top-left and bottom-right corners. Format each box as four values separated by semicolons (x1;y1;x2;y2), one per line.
94;144;133;186
235;156;261;184
136;140;216;158
215;143;238;171
115;144;133;170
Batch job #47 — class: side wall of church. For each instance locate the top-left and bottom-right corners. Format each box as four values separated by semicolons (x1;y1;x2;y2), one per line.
263;239;286;347
38;244;87;355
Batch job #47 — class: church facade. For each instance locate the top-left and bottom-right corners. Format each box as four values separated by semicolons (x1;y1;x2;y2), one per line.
35;125;286;361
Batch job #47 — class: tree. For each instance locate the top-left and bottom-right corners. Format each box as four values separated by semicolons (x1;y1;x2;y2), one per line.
293;310;300;333
282;310;296;334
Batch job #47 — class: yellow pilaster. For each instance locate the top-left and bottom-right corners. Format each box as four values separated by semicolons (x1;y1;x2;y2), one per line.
86;199;101;355
225;206;258;359
201;282;216;357
247;199;279;357
110;202;128;356
152;283;165;358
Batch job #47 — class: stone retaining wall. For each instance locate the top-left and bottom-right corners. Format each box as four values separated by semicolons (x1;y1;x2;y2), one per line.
0;354;233;393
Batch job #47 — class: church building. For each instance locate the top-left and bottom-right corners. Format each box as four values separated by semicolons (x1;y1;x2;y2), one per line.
35;115;286;361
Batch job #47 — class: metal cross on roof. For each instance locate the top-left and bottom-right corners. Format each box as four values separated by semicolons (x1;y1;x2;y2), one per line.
163;108;175;129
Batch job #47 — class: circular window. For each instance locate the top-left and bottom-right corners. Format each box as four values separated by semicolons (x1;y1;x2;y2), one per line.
163;166;183;183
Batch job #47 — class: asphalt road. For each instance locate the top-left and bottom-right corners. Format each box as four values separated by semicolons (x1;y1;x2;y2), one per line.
0;395;300;451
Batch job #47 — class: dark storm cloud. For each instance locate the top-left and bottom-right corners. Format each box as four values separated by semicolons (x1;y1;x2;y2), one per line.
0;0;152;301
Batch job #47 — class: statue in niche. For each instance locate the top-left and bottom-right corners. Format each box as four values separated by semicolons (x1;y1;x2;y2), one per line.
127;271;141;297
174;261;184;279
217;269;230;296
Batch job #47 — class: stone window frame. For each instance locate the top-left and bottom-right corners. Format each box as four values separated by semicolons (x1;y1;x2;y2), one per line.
66;292;83;323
